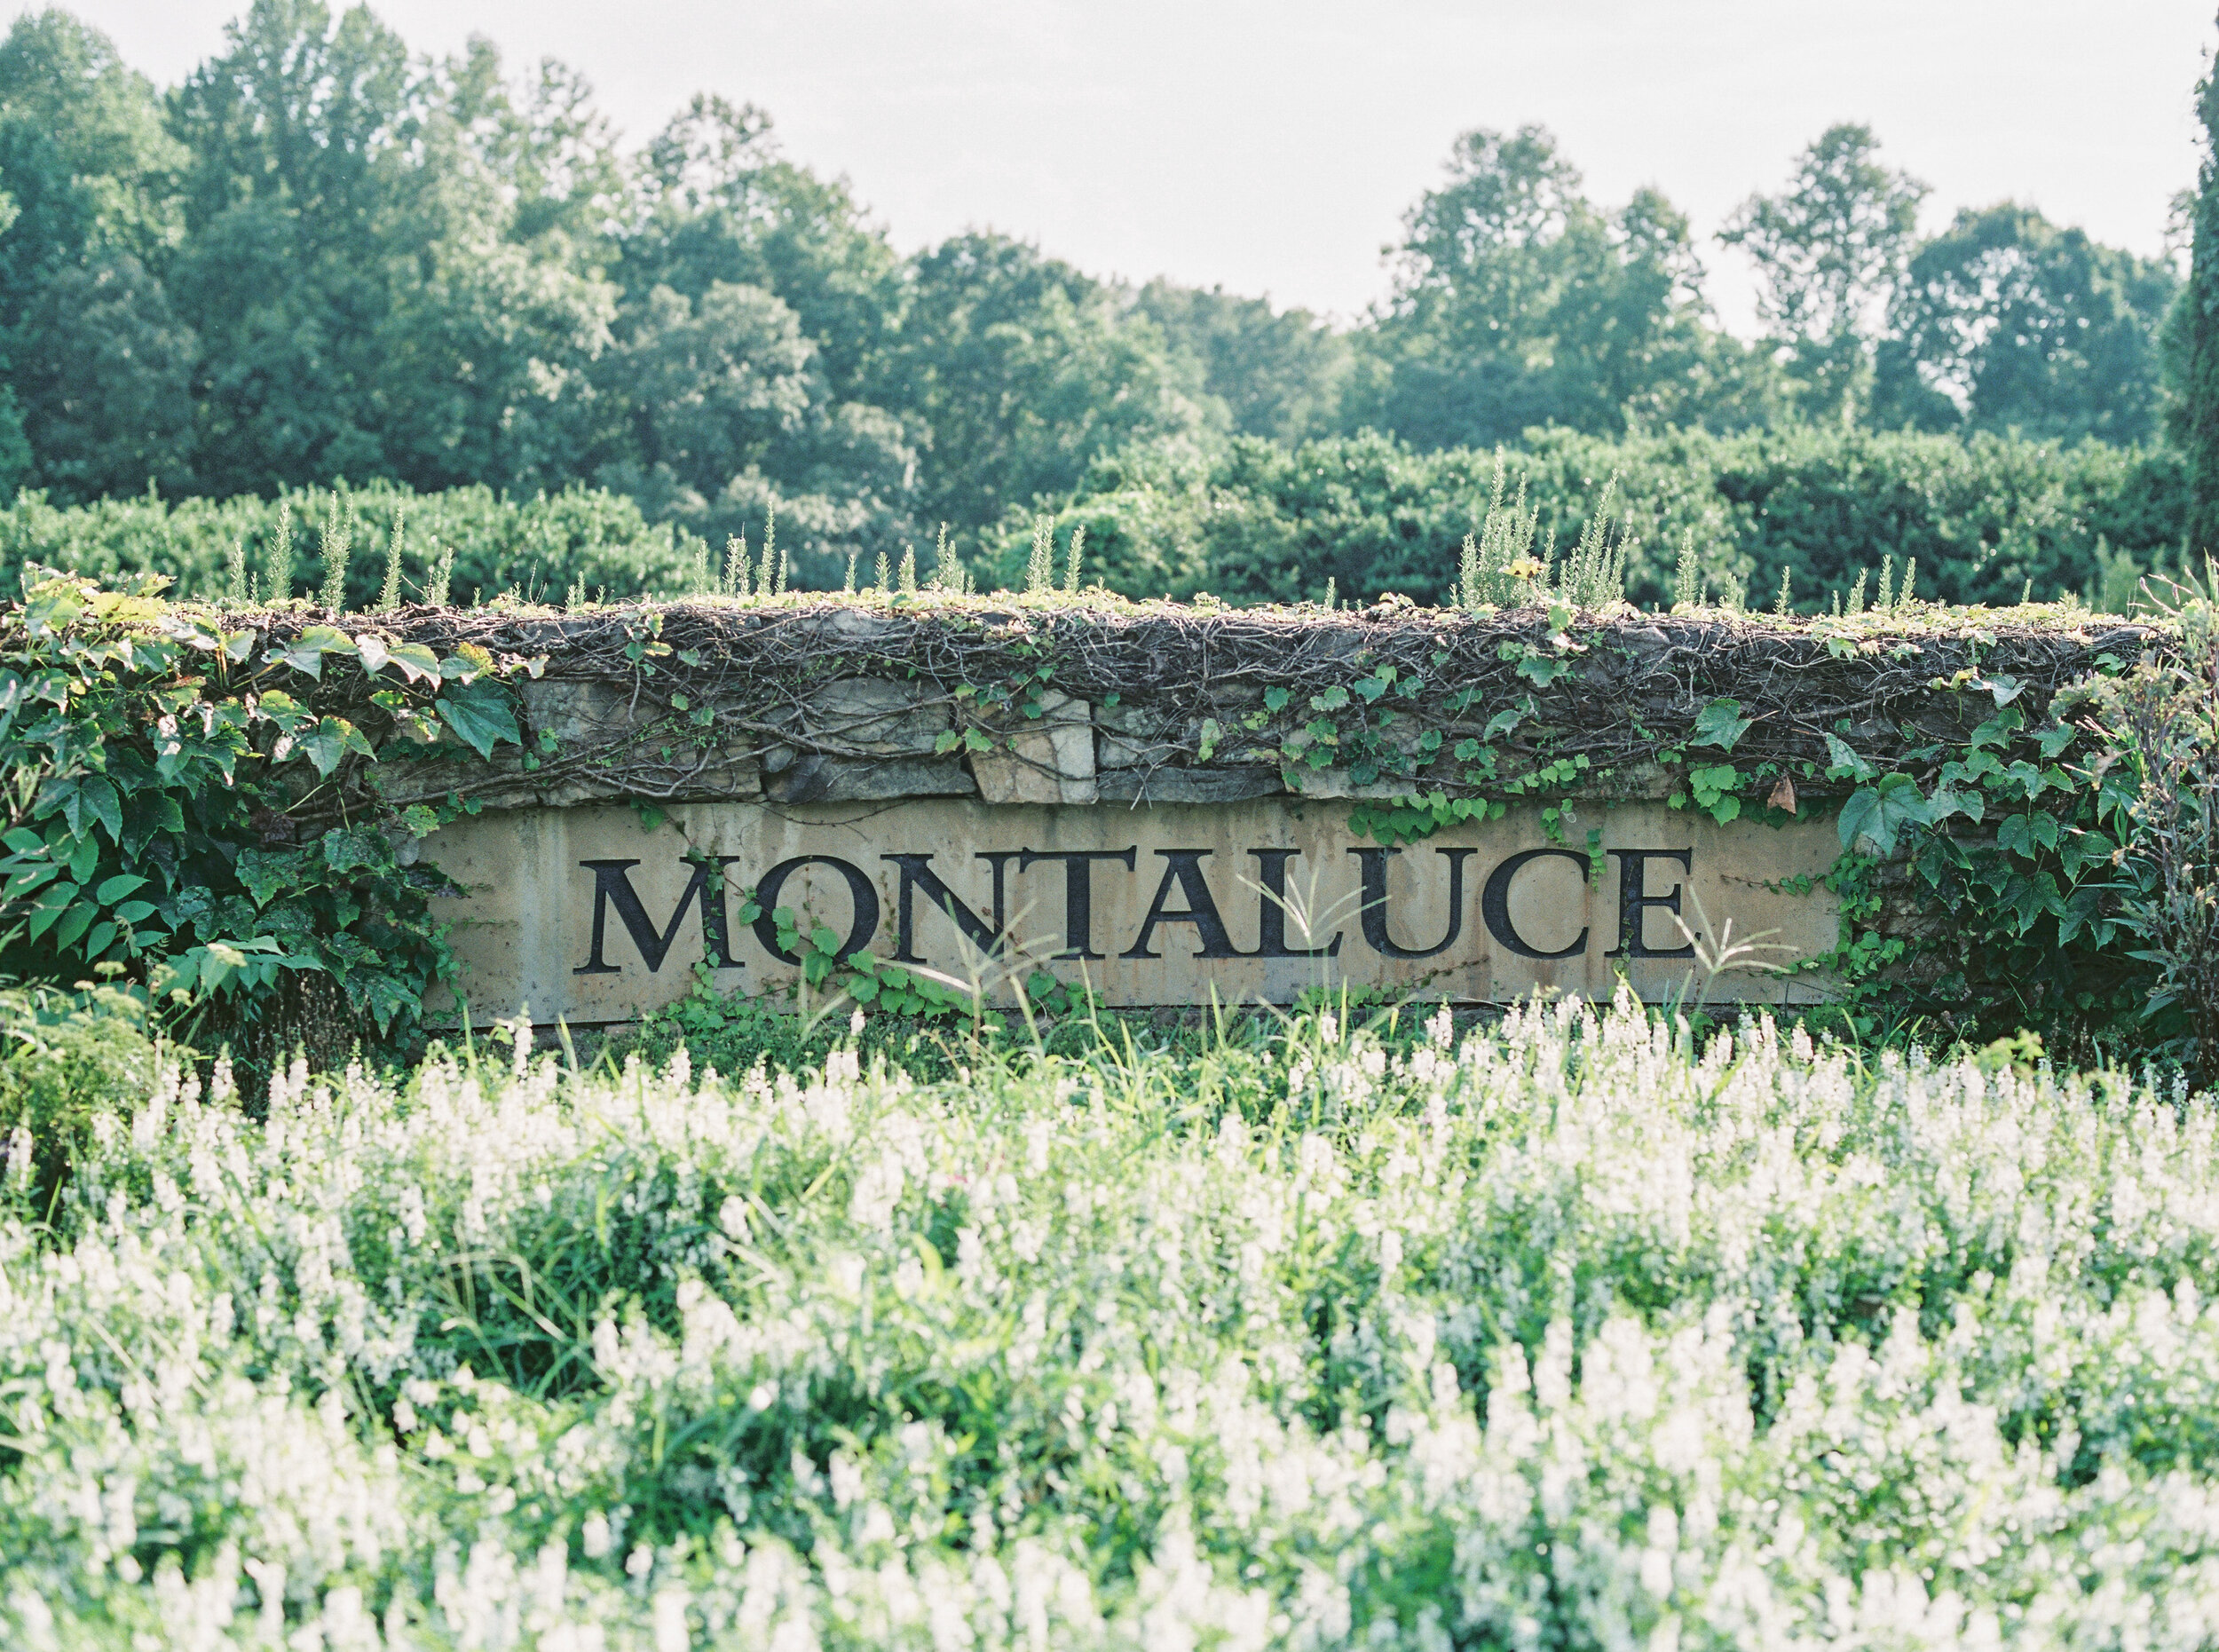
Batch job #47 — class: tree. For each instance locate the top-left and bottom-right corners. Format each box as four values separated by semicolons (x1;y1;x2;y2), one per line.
0;12;192;499
1136;281;1350;445
890;233;1208;528
1351;125;1746;450
624;96;903;407
2184;27;2219;556
12;256;196;501
1878;204;2176;444
1720;123;1926;422
0;9;185;274
167;1;614;495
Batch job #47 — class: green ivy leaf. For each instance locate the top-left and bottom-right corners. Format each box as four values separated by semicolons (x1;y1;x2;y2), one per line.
235;849;307;908
291;717;368;779
382;642;442;685
26;882;77;939
1822;733;1875;782
342;969;419;1035
269;625;358;679
1838;775;1932;858
50;901;96;950
1691;698;1754;753
43;772;124;846
1483;702;1531;739
435;677;521;758
321;826;387;874
1514;654;1570;687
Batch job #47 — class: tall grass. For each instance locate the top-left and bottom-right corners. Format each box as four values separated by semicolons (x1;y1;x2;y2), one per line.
4;989;2219;1645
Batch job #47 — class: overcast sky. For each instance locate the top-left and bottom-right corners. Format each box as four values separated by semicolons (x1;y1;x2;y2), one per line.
23;1;2215;333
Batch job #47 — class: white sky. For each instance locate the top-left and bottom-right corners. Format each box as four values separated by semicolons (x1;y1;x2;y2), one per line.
22;0;2215;335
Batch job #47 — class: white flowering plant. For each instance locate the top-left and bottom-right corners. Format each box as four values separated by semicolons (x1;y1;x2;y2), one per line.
4;990;2219;1648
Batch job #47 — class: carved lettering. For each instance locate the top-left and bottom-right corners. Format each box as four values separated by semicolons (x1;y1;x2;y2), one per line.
1017;848;1138;959
1120;850;1248;960
880;852;1016;964
1606;849;1696;959
749;855;881;964
574;856;742;975
1349;846;1473;960
1480;848;1591;960
1249;848;1340;958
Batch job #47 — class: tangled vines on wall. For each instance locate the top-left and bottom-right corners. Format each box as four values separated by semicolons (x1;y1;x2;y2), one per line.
3;564;2202;1069
267;595;2158;820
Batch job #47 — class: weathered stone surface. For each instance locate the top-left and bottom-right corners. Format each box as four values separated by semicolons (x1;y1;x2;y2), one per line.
1095;700;1188;769
1097;766;1284;804
373;682;756;810
426;797;1841;1024
521;677;641;743
1285;768;1423;800
766;755;975;803
513;678;760;804
542;747;762;807
818;609;911;647
791;677;949;755
973;691;1098;804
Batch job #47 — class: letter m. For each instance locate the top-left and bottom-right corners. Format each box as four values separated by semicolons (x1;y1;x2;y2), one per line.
575;857;740;975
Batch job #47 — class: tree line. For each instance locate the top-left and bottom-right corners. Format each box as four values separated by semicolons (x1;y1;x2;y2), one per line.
0;2;2193;598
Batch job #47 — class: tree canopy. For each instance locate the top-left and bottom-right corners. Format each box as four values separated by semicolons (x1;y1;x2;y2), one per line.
0;4;2188;583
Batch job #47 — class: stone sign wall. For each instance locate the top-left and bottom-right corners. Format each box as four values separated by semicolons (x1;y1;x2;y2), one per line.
321;599;2144;1030
427;796;1838;1024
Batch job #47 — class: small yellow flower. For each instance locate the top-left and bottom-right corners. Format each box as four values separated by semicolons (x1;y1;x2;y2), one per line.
1505;556;1545;581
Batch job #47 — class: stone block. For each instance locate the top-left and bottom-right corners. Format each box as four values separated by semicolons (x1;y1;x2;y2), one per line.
541;745;762;807
521;678;646;747
973;691;1097;804
1097;766;1284;804
427;796;1845;1024
517;678;759;804
1095;700;1189;769
1286;767;1422;801
766;755;975;803
793;677;949;755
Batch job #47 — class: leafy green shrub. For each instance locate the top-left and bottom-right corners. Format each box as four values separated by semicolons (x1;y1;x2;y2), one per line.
1008;424;2188;612
0;479;694;610
0;982;154;1219
0;566;527;1064
2077;573;2219;1077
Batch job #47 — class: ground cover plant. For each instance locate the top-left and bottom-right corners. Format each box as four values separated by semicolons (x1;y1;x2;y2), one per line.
8;988;2219;1648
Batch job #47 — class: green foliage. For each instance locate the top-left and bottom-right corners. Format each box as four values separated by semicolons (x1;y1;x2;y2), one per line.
888;233;1210;531
1134;276;1352;444
20;988;2219;1640
1348;124;1762;449
0;980;154;1218
1720;123;1928;423
1880;203;2178;443
2069;581;2219;1075
1813;693;2156;1057
0;565;526;1055
1025;424;2186;612
0;5;2191;595
2187;43;2219;557
0;478;693;609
